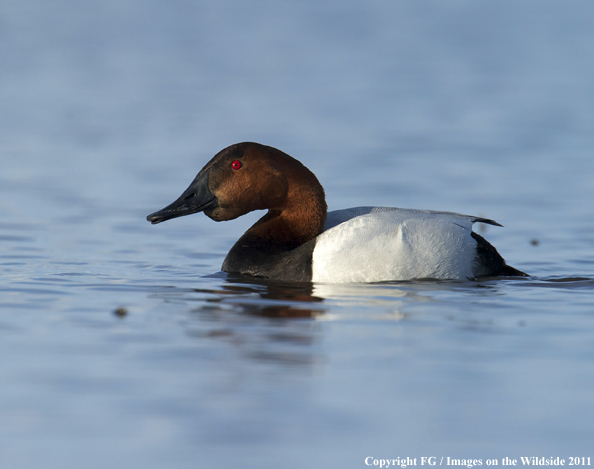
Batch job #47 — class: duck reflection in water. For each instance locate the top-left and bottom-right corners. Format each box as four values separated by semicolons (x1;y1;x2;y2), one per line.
198;274;326;318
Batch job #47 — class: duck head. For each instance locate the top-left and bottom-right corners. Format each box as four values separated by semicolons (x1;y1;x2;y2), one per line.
147;143;327;244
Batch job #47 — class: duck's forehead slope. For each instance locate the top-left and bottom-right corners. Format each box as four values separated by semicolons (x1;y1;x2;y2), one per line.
199;143;247;175
198;142;282;176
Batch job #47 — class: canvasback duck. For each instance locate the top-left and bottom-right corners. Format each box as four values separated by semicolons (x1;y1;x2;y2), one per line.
147;142;526;283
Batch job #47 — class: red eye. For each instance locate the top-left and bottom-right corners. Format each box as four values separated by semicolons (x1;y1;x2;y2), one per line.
231;160;242;170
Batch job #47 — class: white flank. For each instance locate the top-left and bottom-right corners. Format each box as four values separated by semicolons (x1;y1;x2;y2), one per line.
312;207;481;283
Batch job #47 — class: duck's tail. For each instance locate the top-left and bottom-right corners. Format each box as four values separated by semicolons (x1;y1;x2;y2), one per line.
472;232;528;278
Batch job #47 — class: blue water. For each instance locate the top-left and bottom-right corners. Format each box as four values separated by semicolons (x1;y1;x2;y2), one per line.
2;1;594;468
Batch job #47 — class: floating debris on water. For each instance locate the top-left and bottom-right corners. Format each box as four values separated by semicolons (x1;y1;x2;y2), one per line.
113;307;128;318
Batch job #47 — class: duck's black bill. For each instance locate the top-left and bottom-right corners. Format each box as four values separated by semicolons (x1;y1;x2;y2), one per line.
146;170;217;224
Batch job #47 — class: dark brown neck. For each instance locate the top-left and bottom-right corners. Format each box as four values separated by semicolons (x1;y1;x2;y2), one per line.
245;149;327;248
247;186;327;248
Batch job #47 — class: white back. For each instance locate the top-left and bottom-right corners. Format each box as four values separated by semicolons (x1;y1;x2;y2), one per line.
313;207;480;283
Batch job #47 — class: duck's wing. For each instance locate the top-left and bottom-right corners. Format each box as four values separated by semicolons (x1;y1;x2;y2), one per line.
324;206;501;231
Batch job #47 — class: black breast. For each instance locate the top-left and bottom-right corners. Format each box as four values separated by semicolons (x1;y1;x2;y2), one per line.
222;234;317;282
